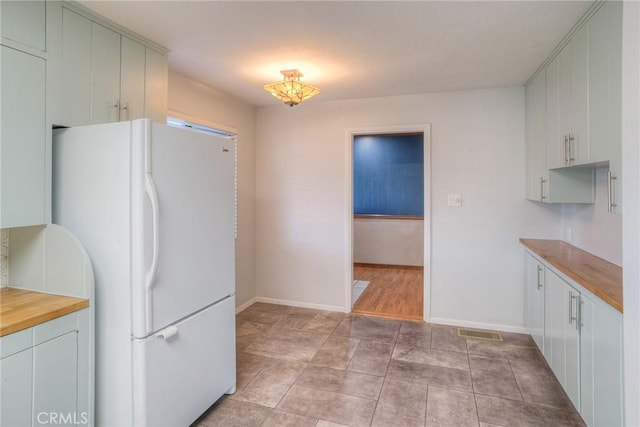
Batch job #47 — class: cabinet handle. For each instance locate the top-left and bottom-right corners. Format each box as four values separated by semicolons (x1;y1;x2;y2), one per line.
576;295;583;331
568;134;575;162
540;177;546;201
120;102;130;121
569;292;578;325
608;170;618;213
536;265;543;289
563;135;569;165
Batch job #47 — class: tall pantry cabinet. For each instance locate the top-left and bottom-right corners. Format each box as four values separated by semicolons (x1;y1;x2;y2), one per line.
0;1;48;228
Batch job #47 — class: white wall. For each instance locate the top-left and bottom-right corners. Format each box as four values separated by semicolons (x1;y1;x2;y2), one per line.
1;229;8;287
560;167;622;265
622;2;640;425
256;87;563;329
353;218;423;266
168;71;257;310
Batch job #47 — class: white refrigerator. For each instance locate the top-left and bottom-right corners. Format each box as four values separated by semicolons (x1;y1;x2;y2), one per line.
53;119;236;426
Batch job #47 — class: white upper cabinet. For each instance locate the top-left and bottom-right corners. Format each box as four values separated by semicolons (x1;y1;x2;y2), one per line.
90;23;122;124
144;47;169;123
120;37;146;121
60;5;168;127
0;46;47;228
525;71;547;201
547;24;589;169
61;7;92;127
0;0;46;52
588;1;622;213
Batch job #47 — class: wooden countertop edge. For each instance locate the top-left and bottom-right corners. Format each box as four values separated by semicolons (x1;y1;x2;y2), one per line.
520;238;623;313
1;289;90;337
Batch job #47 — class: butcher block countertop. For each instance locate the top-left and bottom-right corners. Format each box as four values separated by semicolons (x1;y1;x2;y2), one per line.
0;287;90;337
520;239;623;313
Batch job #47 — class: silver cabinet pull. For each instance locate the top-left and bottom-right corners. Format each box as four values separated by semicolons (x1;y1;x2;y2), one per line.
120;101;130;121
563;135;569;165
568;134;575;162
569;291;578;325
608;170;618;213
540;177;546;201
576;295;583;331
536;265;544;289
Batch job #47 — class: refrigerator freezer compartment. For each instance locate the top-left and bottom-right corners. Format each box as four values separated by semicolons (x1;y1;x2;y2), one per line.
132;295;236;426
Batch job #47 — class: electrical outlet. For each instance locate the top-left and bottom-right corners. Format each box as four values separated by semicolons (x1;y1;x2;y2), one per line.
447;194;462;207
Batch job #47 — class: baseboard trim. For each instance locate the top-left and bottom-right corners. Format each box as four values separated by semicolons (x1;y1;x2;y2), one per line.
354;262;423;270
235;297;258;314
255;296;347;313
429;317;528;334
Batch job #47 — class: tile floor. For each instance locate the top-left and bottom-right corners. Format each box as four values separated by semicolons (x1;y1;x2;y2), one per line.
195;302;585;427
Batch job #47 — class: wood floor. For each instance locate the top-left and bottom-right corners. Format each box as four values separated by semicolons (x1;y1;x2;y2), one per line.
351;263;423;322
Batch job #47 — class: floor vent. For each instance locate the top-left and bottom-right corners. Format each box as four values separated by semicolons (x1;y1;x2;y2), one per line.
457;328;503;341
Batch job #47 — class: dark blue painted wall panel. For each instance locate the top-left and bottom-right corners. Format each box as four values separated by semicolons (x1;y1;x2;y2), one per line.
353;134;424;216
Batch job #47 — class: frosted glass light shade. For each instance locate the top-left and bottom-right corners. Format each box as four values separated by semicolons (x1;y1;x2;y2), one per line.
263;69;321;106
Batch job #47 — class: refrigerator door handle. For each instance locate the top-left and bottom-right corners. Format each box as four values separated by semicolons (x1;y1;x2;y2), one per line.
145;172;160;330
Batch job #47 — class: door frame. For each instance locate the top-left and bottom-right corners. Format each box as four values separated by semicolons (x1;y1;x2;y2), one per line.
344;123;432;321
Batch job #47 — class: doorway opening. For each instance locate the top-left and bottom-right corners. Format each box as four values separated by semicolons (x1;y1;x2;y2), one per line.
347;126;431;322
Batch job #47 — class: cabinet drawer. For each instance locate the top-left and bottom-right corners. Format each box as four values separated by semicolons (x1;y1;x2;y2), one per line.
1;328;33;358
33;312;79;346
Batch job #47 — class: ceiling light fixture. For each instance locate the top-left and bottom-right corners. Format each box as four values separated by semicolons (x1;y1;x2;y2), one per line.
263;69;321;107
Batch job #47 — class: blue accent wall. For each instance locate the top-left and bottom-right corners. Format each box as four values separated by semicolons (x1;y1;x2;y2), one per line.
353;134;424;216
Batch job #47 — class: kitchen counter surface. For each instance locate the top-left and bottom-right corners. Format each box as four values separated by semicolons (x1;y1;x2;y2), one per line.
0;287;90;337
520;239;623;313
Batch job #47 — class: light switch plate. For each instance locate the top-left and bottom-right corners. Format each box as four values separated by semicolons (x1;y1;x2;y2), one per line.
448;194;462;207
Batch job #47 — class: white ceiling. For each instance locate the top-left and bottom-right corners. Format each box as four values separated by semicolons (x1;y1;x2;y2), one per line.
79;1;593;107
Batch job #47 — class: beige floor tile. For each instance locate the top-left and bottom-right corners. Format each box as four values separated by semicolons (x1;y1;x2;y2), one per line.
387;359;473;392
304;313;343;335
430;325;468;353
393;341;470;370
466;338;542;361
510;358;574;408
237;309;288;325
277;385;377;427
311;335;360;369
475;394;585;426
246;327;328;361
235;352;269;392
425;386;478;426
347;340;395;377
470;355;523;401
333;316;401;344
272;311;318;331
371;378;428;427
296;365;384;400
261;409;317;427
316;421;350;427
197;397;271;427
233;359;307;408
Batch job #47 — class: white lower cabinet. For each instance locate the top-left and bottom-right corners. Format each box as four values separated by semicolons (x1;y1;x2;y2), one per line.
545;268;580;409
525;249;624;426
0;311;90;427
523;252;545;351
580;294;624;427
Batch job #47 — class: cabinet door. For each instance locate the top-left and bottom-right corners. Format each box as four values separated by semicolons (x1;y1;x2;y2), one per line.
580;295;623;427
61;8;92;127
524;252;544;351
0;0;46;52
525;72;547;202
545;269;580;408
0;45;46;228
0;348;33;426
546;56;564;169
570;24;589;166
33;332;79;427
91;23;121;124
144;47;168;123
588;1;622;213
120;36;146;121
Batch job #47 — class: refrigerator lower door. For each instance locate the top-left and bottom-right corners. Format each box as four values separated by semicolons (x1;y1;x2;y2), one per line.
132;295;236;426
